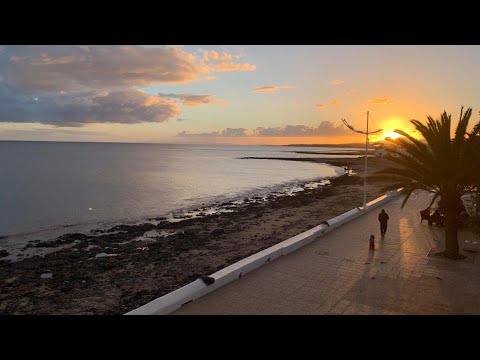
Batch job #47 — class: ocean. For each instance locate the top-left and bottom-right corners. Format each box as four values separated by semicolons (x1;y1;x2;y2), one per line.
0;141;354;250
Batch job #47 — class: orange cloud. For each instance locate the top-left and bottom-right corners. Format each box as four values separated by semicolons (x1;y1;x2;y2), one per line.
369;96;393;105
143;96;163;107
329;79;345;85
201;50;241;62
315;100;337;109
211;62;256;72
252;85;295;93
199;49;255;73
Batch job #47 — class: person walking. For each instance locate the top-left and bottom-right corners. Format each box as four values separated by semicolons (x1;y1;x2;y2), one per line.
378;209;389;237
369;235;375;250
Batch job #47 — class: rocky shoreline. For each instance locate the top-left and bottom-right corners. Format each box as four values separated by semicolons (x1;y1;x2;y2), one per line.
0;157;394;314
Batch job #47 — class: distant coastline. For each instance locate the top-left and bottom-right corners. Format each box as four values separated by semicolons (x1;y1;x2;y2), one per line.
283;143;378;148
1;140;381;148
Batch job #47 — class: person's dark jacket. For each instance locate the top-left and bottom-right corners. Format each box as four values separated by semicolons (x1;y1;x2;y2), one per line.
378;212;389;224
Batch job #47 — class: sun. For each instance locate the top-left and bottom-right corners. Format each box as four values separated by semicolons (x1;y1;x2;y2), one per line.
382;131;403;140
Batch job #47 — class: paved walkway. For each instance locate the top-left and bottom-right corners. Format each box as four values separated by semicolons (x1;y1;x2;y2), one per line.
173;192;480;315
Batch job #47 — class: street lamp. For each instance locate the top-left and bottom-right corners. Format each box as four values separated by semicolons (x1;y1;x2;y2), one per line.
341;111;382;210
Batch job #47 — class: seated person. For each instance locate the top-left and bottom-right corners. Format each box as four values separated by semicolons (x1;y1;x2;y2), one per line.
430;209;445;227
459;210;469;227
420;207;431;224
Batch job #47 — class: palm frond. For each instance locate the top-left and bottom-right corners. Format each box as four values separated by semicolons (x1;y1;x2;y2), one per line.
372;107;479;213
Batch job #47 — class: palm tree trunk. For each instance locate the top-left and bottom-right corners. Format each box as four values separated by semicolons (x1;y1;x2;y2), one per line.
443;197;460;258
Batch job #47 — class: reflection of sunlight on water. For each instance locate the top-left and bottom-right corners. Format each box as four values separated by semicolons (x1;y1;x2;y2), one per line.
1;143;347;241
1;162;339;259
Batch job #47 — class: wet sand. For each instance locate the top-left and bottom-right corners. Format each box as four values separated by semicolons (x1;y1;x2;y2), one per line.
0;157;394;314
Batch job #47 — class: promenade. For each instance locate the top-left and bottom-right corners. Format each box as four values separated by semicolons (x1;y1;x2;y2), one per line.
174;192;480;314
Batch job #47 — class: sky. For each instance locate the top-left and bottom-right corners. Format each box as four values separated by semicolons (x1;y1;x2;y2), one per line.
0;45;479;145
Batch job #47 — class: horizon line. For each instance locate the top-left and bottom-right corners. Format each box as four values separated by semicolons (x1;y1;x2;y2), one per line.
0;139;379;147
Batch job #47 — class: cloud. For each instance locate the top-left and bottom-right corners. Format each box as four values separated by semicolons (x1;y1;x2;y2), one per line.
178;128;249;137
3;46;197;91
201;50;241;62
252;85;295;93
0;128;108;137
0;85;180;126
329;79;345;85
176;118;189;122
255;121;349;137
368;96;393;105
315;100;338;109
200;50;255;72
158;93;216;106
1;45;256;91
177;121;349;137
211;62;256;72
0;46;255;126
345;89;359;96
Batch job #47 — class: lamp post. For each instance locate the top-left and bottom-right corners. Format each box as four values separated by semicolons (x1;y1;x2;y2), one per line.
341;111;382;210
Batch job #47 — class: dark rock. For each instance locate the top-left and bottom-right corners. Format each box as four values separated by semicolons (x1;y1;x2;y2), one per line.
0;249;9;258
34;233;91;248
330;174;362;186
91;229;106;234
211;228;225;236
200;276;215;285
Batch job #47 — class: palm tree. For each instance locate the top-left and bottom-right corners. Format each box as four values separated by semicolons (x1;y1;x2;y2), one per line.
369;107;480;259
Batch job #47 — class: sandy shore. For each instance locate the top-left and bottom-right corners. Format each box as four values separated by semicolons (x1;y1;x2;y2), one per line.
0;157;394;314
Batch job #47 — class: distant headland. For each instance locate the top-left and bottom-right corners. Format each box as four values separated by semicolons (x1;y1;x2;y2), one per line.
283;143;381;148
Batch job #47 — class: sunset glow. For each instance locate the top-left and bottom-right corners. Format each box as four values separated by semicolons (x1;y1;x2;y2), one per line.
3;45;480;316
1;45;480;144
382;131;404;140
